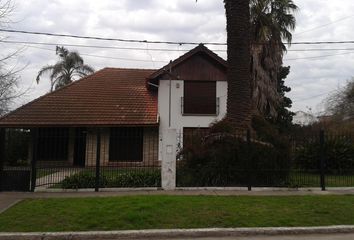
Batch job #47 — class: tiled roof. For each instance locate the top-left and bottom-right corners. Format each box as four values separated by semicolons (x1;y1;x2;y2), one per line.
0;68;158;127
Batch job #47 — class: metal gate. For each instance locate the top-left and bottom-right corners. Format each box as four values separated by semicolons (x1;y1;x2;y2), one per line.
0;127;161;192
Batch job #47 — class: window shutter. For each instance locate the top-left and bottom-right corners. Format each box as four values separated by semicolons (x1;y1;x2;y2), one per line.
184;81;216;114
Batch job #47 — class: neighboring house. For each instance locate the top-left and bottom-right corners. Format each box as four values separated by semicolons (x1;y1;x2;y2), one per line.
293;111;317;126
0;44;227;167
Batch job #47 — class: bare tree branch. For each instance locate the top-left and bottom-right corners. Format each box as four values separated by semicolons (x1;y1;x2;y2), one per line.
0;0;27;116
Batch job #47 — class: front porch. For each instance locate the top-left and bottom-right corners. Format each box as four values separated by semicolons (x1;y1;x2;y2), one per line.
0;126;160;191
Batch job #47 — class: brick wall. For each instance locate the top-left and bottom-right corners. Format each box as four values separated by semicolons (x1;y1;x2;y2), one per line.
85;127;159;167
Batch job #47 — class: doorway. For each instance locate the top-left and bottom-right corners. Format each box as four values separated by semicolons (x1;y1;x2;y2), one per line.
73;128;87;167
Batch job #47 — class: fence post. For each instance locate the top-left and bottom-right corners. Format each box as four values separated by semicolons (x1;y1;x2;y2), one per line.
0;128;5;191
95;128;101;192
161;129;177;190
30;128;38;192
0;128;4;172
320;129;326;191
247;129;252;191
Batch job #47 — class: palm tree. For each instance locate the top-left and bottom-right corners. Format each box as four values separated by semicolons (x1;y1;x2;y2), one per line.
250;0;298;117
196;0;252;128
198;0;297;125
224;0;252;128
36;46;95;92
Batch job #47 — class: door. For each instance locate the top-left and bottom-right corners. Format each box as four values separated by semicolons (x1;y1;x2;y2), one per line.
73;128;87;167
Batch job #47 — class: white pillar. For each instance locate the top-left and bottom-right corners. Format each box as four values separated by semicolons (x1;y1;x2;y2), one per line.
161;128;177;190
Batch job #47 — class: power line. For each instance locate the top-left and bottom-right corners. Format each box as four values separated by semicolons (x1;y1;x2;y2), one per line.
3;28;354;46
0;40;198;52
294;14;354;36
294;90;335;102
291;41;354;45
26;43;354;62
5;39;354;62
5;39;354;54
0;28;225;46
26;45;169;63
284;51;354;61
288;48;354;52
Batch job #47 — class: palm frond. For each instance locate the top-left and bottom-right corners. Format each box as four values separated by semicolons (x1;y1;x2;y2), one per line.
36;46;95;91
36;65;55;83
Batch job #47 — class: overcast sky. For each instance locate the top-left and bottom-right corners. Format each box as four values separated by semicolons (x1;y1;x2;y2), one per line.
2;0;354;115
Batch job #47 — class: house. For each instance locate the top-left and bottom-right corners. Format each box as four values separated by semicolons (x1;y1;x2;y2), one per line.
293;111;317;126
0;44;228;169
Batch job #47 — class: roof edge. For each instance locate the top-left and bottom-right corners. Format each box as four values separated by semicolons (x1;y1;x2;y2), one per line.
147;44;227;81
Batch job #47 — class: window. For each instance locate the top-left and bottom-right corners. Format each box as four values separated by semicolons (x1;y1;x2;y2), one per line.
37;128;69;161
109;128;143;162
183;81;217;115
183;127;210;149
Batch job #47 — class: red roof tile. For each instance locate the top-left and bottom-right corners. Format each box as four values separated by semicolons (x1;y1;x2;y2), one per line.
0;68;158;127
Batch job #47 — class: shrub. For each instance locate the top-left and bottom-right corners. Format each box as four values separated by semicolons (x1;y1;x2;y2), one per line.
60;171;107;189
177;119;291;187
60;170;161;189
294;137;354;174
4;129;30;166
106;170;161;188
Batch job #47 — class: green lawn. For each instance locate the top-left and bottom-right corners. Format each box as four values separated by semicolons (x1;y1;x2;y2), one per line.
1;195;354;232
289;172;354;188
36;169;59;178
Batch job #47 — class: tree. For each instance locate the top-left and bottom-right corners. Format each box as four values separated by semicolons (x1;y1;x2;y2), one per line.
197;0;297;128
224;0;252;128
0;0;23;115
36;46;95;92
266;65;295;132
325;78;354;121
250;0;298;117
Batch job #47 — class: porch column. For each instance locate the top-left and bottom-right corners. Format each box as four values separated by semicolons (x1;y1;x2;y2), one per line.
161;128;177;190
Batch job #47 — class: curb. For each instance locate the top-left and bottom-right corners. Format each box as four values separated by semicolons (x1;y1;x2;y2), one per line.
32;187;354;193
1;226;354;240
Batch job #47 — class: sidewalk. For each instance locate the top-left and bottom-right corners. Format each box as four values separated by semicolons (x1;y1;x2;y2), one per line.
1;227;354;240
1;187;354;214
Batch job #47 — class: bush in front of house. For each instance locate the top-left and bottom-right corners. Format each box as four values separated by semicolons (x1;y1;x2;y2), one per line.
60;171;107;189
60;169;161;189
294;137;354;174
105;170;161;188
4;129;30;166
177;119;291;187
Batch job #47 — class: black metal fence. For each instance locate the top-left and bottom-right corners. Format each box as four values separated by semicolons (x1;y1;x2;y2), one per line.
0;127;160;192
1;127;354;191
176;129;354;189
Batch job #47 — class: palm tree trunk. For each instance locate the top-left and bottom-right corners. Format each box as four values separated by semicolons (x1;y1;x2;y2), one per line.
224;0;252;129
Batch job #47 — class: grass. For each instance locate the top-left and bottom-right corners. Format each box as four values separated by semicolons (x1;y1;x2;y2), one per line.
1;195;354;232
289;172;354;188
36;169;59;178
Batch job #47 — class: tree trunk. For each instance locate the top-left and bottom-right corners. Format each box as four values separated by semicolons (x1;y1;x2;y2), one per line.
251;40;283;117
224;0;252;129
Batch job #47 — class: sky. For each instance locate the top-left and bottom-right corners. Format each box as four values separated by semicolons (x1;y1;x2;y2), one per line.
2;0;354;116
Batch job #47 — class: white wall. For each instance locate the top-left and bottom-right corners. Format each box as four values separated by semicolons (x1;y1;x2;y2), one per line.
158;80;227;160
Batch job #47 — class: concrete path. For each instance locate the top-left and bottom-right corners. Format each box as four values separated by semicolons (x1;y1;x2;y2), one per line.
35;169;82;190
0;196;21;214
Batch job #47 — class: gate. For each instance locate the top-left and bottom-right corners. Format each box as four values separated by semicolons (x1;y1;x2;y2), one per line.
0;129;31;192
0;168;31;191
